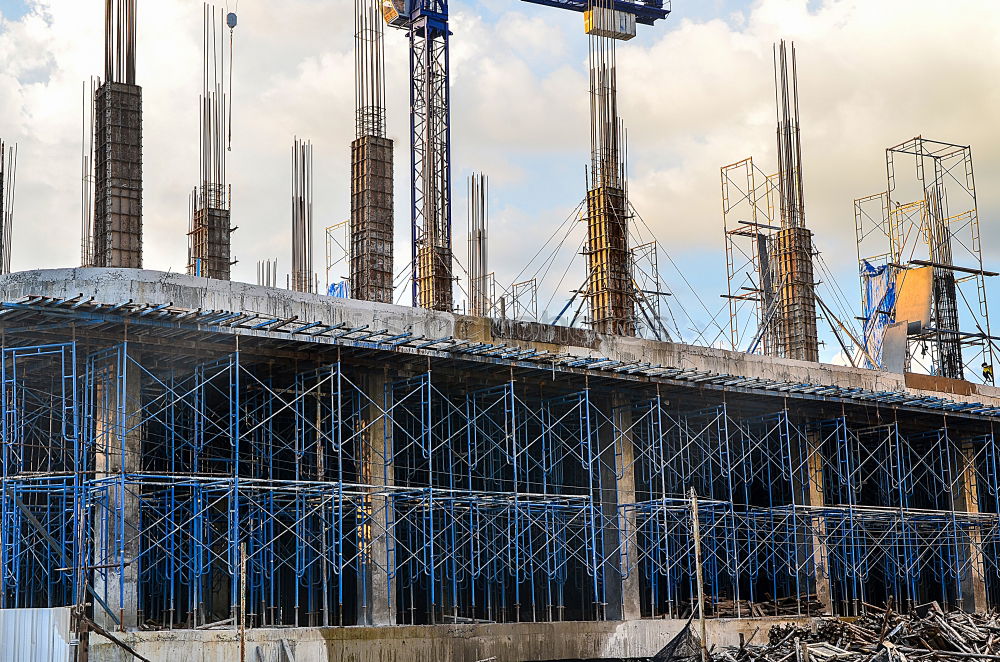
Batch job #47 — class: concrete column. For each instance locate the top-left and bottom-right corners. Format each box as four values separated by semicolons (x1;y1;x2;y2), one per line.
93;345;142;630
616;401;642;621
955;440;989;613
93;82;142;269
598;394;640;621
803;428;832;615
358;369;395;625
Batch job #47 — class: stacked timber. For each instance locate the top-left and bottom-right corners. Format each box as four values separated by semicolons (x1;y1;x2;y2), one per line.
712;604;1000;662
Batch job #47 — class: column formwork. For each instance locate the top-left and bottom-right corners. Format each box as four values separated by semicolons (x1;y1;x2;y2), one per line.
585;185;634;337
350;135;394;303
93;81;142;269
774;225;819;362
188;206;232;280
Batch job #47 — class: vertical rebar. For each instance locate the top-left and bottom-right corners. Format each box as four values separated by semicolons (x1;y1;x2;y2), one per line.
355;0;387;139
80;78;98;267
351;0;394;304
292;138;315;293
467;173;489;317
0;139;15;274
584;0;635;336
93;0;142;269
773;40;818;362
925;179;962;379
105;0;137;85
188;3;233;280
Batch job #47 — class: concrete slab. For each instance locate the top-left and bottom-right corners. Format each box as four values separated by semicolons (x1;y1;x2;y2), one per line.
1;268;995;406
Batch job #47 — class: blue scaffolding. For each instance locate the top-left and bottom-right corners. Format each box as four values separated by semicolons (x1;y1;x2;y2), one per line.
1;303;999;629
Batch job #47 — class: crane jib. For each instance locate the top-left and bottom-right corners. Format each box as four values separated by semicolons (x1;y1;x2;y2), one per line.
520;0;669;26
382;0;669;29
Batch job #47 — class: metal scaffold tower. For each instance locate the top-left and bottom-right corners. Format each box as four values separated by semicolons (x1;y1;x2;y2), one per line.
408;0;453;311
722;157;779;354
352;0;394;303
188;3;236;280
624;400;1000;618
721;41;819;361
93;0;142;269
856;138;993;380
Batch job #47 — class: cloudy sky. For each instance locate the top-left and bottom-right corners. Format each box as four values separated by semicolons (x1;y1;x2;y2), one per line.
0;0;998;361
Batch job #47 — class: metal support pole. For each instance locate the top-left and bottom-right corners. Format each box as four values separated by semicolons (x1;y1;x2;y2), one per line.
690;487;707;662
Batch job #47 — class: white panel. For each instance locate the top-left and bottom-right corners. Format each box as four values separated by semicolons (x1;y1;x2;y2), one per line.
0;608;73;662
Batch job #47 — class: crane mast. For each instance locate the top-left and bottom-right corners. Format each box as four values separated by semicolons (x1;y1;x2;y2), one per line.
383;0;669;316
409;0;453;311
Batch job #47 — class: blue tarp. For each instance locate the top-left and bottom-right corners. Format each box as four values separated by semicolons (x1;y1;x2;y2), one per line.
861;260;896;369
327;281;349;298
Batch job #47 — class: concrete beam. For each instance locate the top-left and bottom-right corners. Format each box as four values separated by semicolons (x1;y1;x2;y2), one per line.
3;268;998;410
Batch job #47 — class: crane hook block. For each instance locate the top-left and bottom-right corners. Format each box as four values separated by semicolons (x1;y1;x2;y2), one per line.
381;0;409;28
227;12;238;29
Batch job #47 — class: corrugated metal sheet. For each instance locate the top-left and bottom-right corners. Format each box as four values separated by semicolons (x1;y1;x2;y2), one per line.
0;608;73;662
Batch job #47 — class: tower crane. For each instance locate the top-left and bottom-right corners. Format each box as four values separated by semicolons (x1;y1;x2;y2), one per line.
380;0;671;312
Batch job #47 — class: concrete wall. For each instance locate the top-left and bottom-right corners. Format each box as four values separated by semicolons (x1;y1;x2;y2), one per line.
2;268;998;406
90;617;807;662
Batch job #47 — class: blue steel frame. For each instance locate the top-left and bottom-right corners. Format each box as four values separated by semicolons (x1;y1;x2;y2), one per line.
386;373;612;623
0;343;81;610
623;398;1000;618
2;318;1000;626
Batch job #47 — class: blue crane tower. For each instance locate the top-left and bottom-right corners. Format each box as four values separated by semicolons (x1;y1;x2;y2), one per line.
381;0;671;312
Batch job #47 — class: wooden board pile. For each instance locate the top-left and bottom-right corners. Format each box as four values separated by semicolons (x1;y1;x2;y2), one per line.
715;604;1000;662
713;594;828;618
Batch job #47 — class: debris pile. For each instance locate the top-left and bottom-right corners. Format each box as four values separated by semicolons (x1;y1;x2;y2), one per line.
718;604;1000;662
713;594;827;618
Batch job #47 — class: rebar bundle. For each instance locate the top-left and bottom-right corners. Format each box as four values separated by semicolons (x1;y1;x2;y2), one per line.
104;0;136;85
188;3;233;280
0;140;15;275
93;0;142;269
350;0;394;303
588;10;624;192
291;138;314;293
80;78;98;267
773;40;818;362
467;173;489;317
257;258;278;287
584;2;635;336
355;0;387;139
